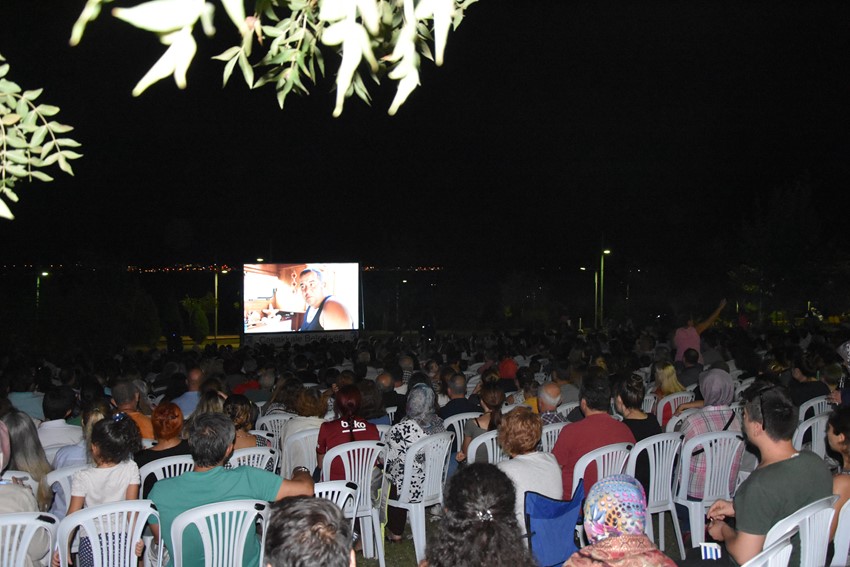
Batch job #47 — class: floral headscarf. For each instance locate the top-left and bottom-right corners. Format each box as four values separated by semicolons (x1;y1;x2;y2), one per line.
583;474;647;543
406;383;445;435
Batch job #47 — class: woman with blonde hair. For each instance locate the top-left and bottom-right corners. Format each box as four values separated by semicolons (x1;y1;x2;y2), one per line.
652;362;685;428
1;409;53;511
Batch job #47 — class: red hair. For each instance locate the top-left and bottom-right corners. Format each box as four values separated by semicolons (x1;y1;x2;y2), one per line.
152;402;183;440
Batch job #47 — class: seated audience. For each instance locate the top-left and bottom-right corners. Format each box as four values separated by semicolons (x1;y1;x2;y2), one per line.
653;362;687;428
537;381;567;425
456;382;504;464
279;386;328;477
134;402;191;497
37;385;83;464
111;380;154;439
317;384;380;481
613;374;662;495
1;408;53;510
265;495;355;567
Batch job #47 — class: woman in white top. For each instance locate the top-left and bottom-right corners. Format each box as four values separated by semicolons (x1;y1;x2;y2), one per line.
496;406;563;538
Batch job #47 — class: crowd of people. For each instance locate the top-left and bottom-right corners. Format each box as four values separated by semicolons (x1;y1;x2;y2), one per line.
2;308;850;566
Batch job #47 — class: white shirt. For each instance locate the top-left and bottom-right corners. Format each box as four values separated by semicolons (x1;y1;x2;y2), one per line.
498;451;563;537
37;420;83;464
71;460;141;508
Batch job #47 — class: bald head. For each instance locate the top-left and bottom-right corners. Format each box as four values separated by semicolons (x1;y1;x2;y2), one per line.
187;367;204;391
538;382;562;412
376;372;393;393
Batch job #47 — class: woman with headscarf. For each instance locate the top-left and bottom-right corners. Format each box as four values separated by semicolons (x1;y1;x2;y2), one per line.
384;382;446;542
564;474;676;566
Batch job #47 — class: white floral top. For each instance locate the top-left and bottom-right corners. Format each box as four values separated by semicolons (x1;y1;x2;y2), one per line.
385;419;429;500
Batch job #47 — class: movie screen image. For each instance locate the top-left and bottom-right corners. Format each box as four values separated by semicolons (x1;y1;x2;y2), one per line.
243;263;360;333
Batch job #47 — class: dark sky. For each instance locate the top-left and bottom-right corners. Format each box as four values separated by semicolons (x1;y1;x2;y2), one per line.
2;1;850;270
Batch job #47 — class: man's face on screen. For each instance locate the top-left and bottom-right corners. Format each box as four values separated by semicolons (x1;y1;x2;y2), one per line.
299;271;325;308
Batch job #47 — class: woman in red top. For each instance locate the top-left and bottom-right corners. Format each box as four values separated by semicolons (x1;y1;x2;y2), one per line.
316;384;380;481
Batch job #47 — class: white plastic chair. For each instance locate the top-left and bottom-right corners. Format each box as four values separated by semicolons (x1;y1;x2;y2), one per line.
742;525;796;567
387;431;454;564
0;470;41;499
642;393;657;413
0;511;58;567
247;429;278;450
138;455;195;490
141;438;157;449
673;430;745;548
736;377;756;399
170;499;270;567
830;496;850;566
764;494;838;567
798;395;832;423
313;480;359;529
466;430;507;464
442;412;482;453
280;426;320;479
557;402;580;420
792;413;829;459
625;432;685;558
56;500;161;567
656;391;696;426
376;423;391;441
229;446;277;471
385;406;397;423
571;441;633;546
321;440;387;567
685;382;699;392
540;422;567;453
665;408;701;433
255;413;297;441
46;463;89;520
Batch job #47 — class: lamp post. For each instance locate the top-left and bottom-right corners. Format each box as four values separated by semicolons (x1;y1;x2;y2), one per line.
214;266;228;342
598;249;611;328
36;271;48;315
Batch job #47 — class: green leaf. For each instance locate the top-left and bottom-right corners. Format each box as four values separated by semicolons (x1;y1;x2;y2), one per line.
31;125;48;148
29;170;54;182
41;152;61;166
4;149;28;165
0;196;14;220
47;122;74;133
59;150;83;160
0;113;20;126
22;88;43;101
36;104;60;116
212;46;241;61
15;97;28;117
222;56;238;87
0;64;8;79
0;79;21;94
3;163;28;177
4;133;28;148
57;154;74;176
56;138;82;148
237;51;254;89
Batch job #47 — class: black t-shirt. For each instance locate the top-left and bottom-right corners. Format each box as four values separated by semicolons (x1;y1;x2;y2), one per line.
622;416;663;495
134;439;192;498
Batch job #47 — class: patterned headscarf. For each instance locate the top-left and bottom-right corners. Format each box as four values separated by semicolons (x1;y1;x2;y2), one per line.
406;383;446;435
583;474;647;542
838;341;850;368
699;368;735;407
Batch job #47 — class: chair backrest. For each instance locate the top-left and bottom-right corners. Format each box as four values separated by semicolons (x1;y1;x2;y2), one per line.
46;464;89;517
385;406;397;423
541;423;568;453
376;424;391;441
830;496;850;567
676;431;744;503
281;426;320;478
229;446;277;471
170;499;270;567
321;441;387;516
742;525;797;567
0;470;41;498
56;500;161;567
792;414;829;458
736;377;756;399
255;413;297;439
524;480;585;567
798;395;831;423
442;412;483;453
314;480;359;520
248;429;278;451
665;408;701;433
625;432;683;509
138;454;195;489
502;402;531;414
571;442;633;497
764;494;838;567
556;402;579;420
0;512;58;567
642;393;657;413
141;438;157;449
395;432;454;507
466;430;507;465
656;391;695;426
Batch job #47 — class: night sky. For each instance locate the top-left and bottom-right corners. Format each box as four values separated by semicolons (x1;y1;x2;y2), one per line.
2;1;850;271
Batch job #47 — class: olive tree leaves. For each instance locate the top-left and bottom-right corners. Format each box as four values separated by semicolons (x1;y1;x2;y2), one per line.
71;0;478;116
0;55;81;220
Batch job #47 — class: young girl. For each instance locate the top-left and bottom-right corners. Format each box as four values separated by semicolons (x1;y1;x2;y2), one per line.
60;412;143;566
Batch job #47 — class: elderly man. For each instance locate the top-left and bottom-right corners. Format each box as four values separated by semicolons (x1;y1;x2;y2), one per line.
265;496;355;567
148;413;314;567
537;382;567;425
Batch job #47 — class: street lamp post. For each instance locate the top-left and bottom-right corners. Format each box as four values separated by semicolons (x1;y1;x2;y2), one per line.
214;266;228;343
598;249;611;328
36;271;48;315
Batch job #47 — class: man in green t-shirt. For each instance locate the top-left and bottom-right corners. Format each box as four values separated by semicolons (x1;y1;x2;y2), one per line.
148;412;314;567
706;382;832;566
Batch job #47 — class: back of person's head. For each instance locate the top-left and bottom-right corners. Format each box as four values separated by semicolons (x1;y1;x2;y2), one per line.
407;371;431;392
538;382;561;410
822;363;844;389
334;384;362;420
683;348;700;366
187;412;236;467
194;390;225;416
426;463;531;567
386;365;404;385
828;406;850;455
91;412;142;464
42;385;77;420
81;399;110;442
223;394;255;430
265;496;353;567
110;380;137;406
152;402;184;441
356;380;385;420
741;381;797;441
613;374;645;411
447;373;467;396
583;474;647;543
580;367;612;412
499;407;541;457
654;362;684;396
295;387;327;418
479;383;505;431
